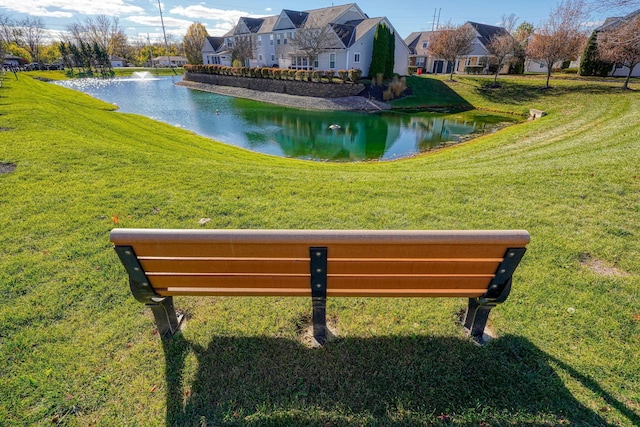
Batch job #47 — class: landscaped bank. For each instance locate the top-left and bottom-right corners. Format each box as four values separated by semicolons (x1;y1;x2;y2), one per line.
0;73;638;425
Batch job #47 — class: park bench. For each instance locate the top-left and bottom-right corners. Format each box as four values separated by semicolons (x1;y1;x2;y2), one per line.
110;229;529;344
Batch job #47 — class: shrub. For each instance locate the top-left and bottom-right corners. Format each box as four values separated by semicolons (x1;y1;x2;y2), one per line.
311;70;322;82
325;70;335;82
288;69;297;80
338;70;349;82
273;69;281;79
295;70;307;81
349;68;362;82
261;68;270;78
407;66;418;75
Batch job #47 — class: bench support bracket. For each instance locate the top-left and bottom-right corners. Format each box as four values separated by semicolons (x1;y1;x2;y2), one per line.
463;247;526;344
114;245;183;339
310;247;328;345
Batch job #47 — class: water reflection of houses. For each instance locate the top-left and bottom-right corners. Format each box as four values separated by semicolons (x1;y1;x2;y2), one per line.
239;108;402;161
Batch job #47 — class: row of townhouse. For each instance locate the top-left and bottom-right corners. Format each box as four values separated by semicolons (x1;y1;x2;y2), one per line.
201;3;521;78
202;3;410;77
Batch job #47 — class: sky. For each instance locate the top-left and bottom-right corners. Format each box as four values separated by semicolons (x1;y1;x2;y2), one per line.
0;0;631;44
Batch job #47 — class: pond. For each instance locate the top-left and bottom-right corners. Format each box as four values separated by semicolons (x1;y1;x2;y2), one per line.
55;75;517;162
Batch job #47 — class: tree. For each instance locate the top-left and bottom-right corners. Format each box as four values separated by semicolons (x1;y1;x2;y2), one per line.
486;15;518;85
579;31;613;76
370;23;392;79
288;16;338;70
526;0;588;88
598;14;640;89
427;22;476;80
20;17;46;64
183;22;208;65
227;36;254;66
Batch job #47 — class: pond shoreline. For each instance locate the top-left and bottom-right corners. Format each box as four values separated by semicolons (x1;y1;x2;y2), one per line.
175;80;391;112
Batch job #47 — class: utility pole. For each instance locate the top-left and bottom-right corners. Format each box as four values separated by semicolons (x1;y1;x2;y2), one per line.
157;0;176;74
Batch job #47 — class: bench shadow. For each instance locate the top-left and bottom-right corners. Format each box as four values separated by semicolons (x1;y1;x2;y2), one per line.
162;333;630;426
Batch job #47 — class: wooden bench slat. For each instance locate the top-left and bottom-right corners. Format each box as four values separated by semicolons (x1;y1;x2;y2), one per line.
145;274;494;291
139;259;502;275
110;229;530;245
128;242;513;259
154;287;488;297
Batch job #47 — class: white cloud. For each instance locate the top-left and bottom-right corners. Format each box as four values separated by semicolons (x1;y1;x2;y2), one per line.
0;0;144;17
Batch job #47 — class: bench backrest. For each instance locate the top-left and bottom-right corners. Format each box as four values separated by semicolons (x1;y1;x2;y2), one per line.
110;229;530;299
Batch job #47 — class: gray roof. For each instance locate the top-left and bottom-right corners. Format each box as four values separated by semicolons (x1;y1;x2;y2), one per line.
597;8;640;32
467;22;508;46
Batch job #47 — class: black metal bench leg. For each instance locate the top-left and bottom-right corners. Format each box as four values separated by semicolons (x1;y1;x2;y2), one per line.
310;247;328;345
463;298;494;344
312;296;327;345
148;296;183;339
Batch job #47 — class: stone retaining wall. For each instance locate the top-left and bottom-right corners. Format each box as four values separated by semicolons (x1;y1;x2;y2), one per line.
184;72;365;98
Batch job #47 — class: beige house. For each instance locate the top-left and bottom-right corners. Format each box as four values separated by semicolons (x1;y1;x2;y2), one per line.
405;22;512;75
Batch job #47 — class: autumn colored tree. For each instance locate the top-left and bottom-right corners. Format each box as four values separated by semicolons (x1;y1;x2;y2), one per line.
597;14;640;89
526;0;588;88
427;22;476;80
183;21;208;65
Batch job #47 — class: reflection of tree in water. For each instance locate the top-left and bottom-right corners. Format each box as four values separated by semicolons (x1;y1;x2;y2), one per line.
233;98;517;161
238;106;391;161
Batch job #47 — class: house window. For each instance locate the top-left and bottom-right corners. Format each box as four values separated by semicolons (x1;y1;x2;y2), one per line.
270;35;274;45
226;38;232;47
422;41;428;49
330;53;335;68
354;53;360;63
277;34;281;45
314;56;319;68
258;36;262;47
259;54;263;61
271;54;275;62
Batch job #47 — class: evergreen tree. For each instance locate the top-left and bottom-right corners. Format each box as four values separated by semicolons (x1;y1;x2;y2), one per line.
385;26;395;78
369;24;388;78
579;30;612;77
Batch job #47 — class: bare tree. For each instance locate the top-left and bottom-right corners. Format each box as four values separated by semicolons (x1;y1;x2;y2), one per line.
526;0;588;88
427;22;476;80
288;17;339;70
228;35;254;66
486;15;519;85
20;17;46;64
598;14;640;89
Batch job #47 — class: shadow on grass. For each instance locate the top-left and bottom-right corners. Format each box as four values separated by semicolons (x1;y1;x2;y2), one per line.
393;76;473;111
161;333;635;426
464;77;627;107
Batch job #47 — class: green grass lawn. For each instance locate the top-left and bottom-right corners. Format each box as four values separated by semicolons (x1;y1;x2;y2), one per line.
0;73;638;426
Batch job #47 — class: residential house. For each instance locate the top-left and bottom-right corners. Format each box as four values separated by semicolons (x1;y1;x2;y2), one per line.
595;9;640;77
2;54;28;69
202;37;226;65
152;56;188;67
110;56;128;68
203;3;409;77
405;31;452;74
458;22;511;74
405;22;512;75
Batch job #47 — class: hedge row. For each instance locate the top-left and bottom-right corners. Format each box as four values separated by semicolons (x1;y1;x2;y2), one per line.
184;64;363;83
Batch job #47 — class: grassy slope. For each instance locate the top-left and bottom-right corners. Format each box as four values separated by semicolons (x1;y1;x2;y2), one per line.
0;74;638;426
